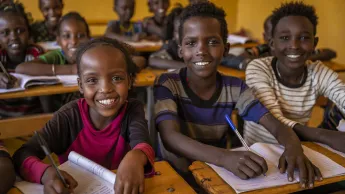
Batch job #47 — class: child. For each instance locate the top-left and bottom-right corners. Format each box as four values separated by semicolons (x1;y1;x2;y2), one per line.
13;37;155;194
105;0;146;42
0;142;16;194
31;0;63;43
16;12;89;76
143;0;170;40
154;2;321;189
148;5;185;69
0;3;44;118
244;2;345;155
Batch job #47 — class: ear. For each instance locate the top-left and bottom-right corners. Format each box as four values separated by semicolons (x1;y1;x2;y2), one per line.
77;77;84;94
224;43;230;57
314;37;319;48
268;38;274;53
178;44;183;58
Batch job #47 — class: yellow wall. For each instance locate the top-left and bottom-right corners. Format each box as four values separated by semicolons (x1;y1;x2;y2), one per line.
237;0;345;64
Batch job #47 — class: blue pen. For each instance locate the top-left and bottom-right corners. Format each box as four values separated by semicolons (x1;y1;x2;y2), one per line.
225;114;266;176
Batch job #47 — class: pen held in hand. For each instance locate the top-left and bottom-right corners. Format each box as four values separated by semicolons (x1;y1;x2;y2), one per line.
224;114;267;176
35;131;70;188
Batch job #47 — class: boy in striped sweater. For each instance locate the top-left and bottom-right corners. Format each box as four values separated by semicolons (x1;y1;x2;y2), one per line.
244;2;345;154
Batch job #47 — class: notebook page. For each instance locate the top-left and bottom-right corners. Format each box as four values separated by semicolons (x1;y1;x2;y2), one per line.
68;151;116;184
316;143;345;158
207;143;345;193
57;75;78;86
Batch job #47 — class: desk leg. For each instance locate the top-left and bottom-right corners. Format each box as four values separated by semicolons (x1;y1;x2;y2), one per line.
146;86;156;150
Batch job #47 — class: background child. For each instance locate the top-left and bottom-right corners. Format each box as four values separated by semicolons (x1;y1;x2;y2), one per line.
31;0;64;43
13;37;155;194
148;5;185;69
0;142;16;194
154;2;320;190
0;3;44;119
143;0;170;40
244;2;345;154
105;0;146;42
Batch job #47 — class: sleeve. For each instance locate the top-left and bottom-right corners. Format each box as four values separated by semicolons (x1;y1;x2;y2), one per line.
12;107;76;183
316;62;345;114
38;50;62;64
234;78;269;123
106;20;120;34
154;74;179;126
126;100;155;176
245;59;298;128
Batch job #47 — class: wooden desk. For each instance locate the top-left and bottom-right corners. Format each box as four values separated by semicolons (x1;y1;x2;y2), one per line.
0;71;156;100
8;161;196;194
323;61;345;72
189;142;345;194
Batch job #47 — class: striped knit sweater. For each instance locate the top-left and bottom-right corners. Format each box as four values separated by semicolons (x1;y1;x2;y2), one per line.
244;56;345;145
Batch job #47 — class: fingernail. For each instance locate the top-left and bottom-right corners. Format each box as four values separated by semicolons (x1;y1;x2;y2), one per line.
288;177;292;182
309;183;313;188
302;183;306;188
279;168;284;173
320;177;323;181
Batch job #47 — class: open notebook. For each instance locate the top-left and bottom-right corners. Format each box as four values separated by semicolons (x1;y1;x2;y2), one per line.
207;143;345;193
0;73;60;93
15;151;116;194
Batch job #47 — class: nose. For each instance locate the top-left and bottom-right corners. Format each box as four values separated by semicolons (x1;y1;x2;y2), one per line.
290;38;300;49
48;8;54;16
70;35;78;46
9;31;19;41
196;42;207;56
99;80;114;93
158;1;164;10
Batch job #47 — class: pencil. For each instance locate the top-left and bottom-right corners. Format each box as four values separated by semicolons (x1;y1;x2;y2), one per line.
0;61;10;79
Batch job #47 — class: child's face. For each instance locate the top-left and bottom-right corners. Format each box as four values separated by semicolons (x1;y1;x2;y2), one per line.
150;0;169;22
271;16;317;70
39;0;63;28
78;45;130;120
57;19;89;64
0;14;29;57
115;0;134;23
179;16;226;79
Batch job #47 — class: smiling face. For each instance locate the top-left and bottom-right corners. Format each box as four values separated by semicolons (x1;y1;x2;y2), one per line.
149;0;169;23
78;45;130;120
57;18;89;64
0;13;29;57
115;0;134;24
271;15;317;70
39;0;63;29
179;16;226;79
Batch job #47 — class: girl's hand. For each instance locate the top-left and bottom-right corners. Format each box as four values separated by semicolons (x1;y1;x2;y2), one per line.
41;166;78;194
114;150;147;194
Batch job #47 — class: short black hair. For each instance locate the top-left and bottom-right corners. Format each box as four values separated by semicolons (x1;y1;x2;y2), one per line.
164;4;183;41
76;37;137;81
178;2;228;44
114;0;134;6
39;0;63;8
271;1;318;36
57;12;90;37
0;2;31;35
147;0;170;13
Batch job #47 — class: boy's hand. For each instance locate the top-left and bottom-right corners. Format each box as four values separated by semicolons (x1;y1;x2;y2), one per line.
278;146;322;189
41;166;78;194
0;73;17;89
115;149;147;194
221;151;268;180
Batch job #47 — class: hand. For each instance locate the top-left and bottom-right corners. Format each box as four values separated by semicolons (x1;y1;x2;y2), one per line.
115;150;146;194
41;166;78;194
0;73;17;89
220;151;268;180
322;130;345;153
278;146;322;189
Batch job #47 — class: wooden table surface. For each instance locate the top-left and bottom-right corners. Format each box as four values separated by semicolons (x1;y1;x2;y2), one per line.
189;142;345;194
8;161;196;194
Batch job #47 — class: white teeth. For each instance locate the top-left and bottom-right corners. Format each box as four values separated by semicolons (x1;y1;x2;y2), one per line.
69;48;77;52
158;9;165;13
49;17;57;21
194;62;210;66
287;55;301;59
98;99;115;105
10;44;19;49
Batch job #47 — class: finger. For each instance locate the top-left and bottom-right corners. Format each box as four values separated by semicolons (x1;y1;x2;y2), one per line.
286;158;296;182
124;182;133;194
296;159;307;189
313;164;323;181
234;169;249;180
44;183;59;194
131;184;139;194
238;163;257;178
278;154;287;173
62;172;78;189
305;160;315;188
244;156;263;176
248;153;268;174
114;180;124;194
52;179;69;194
139;180;145;194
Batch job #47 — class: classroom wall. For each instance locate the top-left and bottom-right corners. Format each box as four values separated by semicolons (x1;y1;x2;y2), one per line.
20;0;238;35
236;0;345;64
